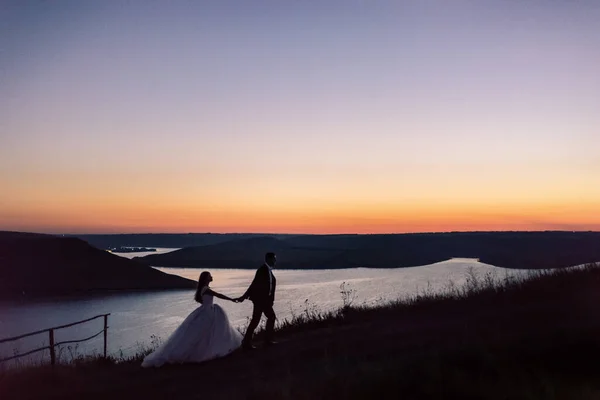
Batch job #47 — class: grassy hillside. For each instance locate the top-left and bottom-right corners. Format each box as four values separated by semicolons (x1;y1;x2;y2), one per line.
135;231;600;269
0;231;195;299
2;263;599;399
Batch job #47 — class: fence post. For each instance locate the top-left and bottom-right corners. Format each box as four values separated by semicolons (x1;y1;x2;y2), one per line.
49;329;56;365
103;315;108;359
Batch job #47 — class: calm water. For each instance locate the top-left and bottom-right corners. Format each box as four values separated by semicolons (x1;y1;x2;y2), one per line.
0;250;527;366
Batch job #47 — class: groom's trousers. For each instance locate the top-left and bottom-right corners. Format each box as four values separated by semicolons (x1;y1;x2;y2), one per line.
243;302;276;344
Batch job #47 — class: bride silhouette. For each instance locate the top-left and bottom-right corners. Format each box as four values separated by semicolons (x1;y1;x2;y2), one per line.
141;271;242;367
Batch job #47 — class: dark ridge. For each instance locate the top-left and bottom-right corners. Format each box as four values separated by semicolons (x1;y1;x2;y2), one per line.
0;231;196;300
67;233;297;250
134;231;600;269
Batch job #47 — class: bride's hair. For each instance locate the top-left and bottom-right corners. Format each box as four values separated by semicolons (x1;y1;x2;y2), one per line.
194;271;211;303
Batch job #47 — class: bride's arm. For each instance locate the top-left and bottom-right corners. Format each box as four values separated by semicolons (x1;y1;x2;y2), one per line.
204;288;235;302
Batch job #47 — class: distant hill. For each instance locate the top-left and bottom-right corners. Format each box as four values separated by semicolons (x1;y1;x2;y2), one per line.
69;233;297;250
0;231;196;300
134;231;600;270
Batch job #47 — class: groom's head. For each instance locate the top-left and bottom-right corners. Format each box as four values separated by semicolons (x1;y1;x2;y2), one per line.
265;252;277;267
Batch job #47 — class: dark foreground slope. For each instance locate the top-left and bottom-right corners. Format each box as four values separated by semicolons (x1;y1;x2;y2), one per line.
2;264;600;399
136;231;600;269
0;231;195;299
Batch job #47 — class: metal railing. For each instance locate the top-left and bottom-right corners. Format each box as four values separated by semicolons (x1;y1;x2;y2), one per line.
0;313;110;365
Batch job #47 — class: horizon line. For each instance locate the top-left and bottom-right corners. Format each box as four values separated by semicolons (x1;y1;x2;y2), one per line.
2;229;598;236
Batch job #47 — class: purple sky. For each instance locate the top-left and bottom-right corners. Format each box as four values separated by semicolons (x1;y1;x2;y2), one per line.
1;1;599;233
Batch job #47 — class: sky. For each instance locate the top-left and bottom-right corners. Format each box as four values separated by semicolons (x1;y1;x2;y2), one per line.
1;1;599;234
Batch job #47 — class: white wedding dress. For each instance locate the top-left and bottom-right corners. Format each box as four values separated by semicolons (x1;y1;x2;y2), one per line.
141;286;243;367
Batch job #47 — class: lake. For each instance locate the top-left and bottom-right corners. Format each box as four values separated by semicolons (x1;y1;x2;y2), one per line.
0;249;527;367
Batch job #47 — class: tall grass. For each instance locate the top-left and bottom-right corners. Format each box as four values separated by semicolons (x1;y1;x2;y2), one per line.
248;263;598;342
0;334;164;372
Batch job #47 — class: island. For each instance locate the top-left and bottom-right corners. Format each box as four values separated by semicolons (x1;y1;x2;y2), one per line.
108;246;157;253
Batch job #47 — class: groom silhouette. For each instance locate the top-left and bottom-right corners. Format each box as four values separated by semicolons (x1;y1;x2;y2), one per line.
238;252;277;350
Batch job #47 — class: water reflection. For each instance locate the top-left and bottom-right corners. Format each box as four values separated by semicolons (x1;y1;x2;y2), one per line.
0;258;525;366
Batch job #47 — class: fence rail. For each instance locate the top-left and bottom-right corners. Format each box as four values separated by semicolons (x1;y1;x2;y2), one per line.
0;313;110;365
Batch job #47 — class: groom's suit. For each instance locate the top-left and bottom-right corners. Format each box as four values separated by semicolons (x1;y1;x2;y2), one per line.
242;263;276;345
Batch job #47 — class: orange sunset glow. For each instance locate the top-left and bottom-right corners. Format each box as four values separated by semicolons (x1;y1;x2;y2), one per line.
1;2;599;234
